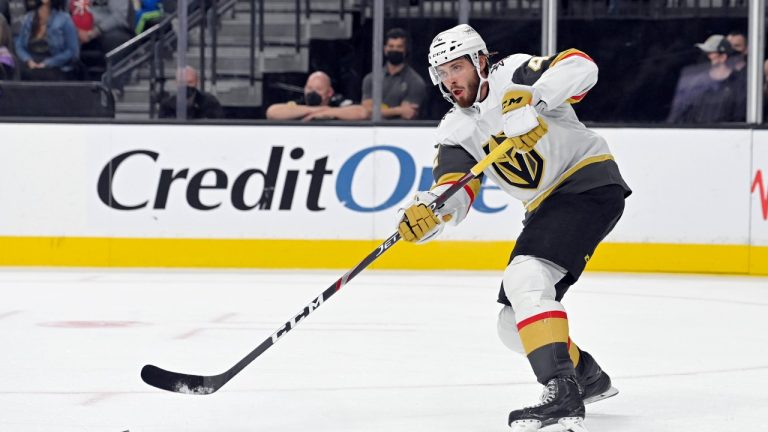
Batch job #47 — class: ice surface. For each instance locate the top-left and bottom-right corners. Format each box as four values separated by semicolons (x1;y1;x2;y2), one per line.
172;383;214;395
0;268;766;432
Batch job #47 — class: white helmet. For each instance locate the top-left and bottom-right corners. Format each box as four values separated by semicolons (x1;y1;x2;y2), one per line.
427;24;490;106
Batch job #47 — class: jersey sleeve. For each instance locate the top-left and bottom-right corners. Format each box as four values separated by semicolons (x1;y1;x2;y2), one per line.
432;143;482;208
511;48;598;109
488;54;533;85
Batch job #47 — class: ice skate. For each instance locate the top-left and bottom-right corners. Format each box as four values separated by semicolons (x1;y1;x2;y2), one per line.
577;351;619;405
508;375;587;432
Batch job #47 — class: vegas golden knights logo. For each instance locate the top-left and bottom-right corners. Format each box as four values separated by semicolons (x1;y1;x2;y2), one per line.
483;133;544;189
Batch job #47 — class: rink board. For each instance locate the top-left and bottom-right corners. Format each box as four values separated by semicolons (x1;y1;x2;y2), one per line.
0;123;765;274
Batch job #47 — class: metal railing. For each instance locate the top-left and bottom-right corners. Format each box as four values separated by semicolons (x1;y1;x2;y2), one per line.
104;0;352;117
361;0;749;19
104;0;238;117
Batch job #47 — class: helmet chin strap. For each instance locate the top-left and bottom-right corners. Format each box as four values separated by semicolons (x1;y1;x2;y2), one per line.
438;56;489;109
471;56;489;105
473;75;489;105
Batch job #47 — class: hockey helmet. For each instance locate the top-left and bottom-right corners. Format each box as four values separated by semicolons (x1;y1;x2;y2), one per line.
427;24;489;85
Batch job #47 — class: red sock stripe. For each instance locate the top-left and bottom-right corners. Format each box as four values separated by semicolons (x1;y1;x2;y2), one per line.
567;337;572;350
517;310;568;331
439;181;476;205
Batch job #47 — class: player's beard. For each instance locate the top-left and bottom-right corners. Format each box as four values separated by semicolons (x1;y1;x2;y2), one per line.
455;72;480;108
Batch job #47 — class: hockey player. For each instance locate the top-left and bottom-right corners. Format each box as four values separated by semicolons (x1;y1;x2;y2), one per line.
397;24;631;431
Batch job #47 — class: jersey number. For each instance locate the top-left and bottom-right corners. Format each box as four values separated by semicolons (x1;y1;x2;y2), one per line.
527;56;548;72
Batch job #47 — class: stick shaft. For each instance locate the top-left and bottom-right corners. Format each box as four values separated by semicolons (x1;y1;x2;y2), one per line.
141;139;515;394
220;140;515;383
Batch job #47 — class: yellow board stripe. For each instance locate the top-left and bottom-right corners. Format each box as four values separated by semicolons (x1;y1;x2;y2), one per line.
518;313;569;354
524;155;614;212
0;237;767;275
750;246;768;275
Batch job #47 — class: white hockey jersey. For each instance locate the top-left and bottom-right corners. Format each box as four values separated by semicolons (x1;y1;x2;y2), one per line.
432;49;630;215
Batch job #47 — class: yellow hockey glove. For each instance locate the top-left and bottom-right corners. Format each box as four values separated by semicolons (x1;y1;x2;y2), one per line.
511;116;548;152
397;191;456;243
501;84;549;152
398;203;441;243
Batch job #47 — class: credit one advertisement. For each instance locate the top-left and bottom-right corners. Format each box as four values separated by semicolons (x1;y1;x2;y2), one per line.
752;130;768;247
0;124;752;244
0;124;524;241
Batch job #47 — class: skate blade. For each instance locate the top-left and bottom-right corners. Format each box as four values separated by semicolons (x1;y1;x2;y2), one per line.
558;417;588;432
509;419;542;432
583;386;619;405
510;418;587;432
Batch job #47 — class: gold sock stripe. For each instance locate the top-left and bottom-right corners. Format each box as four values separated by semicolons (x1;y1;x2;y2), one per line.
517;311;570;354
568;338;581;367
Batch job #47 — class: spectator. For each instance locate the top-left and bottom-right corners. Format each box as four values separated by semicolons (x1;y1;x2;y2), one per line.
78;0;133;64
15;0;79;81
726;30;747;72
159;66;224;119
131;0;163;35
69;0;95;35
362;28;427;120
0;14;17;79
1;0;9;24
762;59;768;121
666;34;746;124
726;30;747;56
266;71;368;121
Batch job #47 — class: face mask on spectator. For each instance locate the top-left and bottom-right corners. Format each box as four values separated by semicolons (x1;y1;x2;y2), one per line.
305;91;323;106
386;50;405;66
186;87;198;101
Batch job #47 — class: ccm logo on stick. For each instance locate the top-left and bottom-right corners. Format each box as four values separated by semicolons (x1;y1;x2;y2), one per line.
271;296;324;343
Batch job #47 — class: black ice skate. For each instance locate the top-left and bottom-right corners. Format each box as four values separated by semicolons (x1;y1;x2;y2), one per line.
508;375;587;432
577;350;619;405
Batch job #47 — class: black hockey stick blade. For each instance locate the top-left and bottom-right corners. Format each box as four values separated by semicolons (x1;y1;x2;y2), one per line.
141;364;219;395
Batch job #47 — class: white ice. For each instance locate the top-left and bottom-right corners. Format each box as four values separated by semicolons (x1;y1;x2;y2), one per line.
1;268;767;432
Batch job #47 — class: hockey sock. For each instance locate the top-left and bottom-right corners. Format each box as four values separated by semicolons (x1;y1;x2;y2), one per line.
568;338;581;369
503;256;576;383
516;305;576;384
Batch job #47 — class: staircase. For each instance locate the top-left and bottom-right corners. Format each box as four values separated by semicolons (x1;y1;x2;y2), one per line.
116;0;355;120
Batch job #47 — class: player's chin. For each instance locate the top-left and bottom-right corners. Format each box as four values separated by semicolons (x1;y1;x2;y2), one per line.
455;97;473;108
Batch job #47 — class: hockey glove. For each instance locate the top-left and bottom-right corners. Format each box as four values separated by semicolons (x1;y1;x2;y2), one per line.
510;116;548;153
398;203;441;243
501;84;549;152
397;188;472;243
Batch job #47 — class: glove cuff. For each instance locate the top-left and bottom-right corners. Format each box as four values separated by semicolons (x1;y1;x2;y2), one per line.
503;104;540;137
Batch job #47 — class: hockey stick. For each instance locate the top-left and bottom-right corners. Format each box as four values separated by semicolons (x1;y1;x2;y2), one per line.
140;138;514;395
